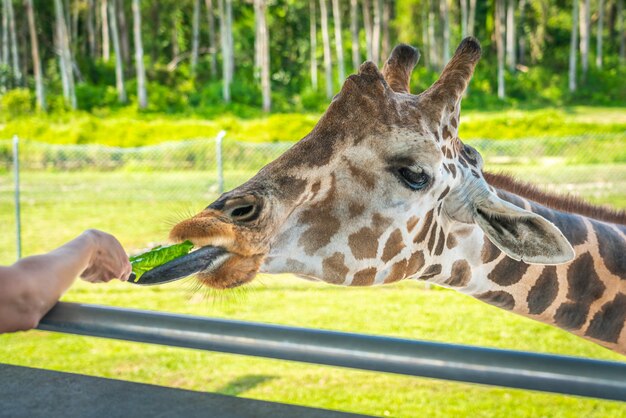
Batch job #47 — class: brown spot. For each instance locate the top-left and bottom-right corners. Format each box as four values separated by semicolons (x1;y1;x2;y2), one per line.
476;291;515;310
481;237;501;263
434;226;446;256
427;221;439;254
349;202;366;218
322;252;349;284
346;159;377;190
406;251;425;277
437;186;451;201
442;125;452;140
406;216;420;232
444;260;472;287
298;176;340;255
421;264;442;279
414;209;434;243
527;266;559;315
448;164;457;178
348;214;393;260
450;116;458;128
310;180;322;195
555;302;589;330
488;256;529;286
384;259;408;283
446;233;457;249
352;267;377;286
586;294;626;343
593;221;626;278
566;252;605;303
285;258;306;272
382;229;406;263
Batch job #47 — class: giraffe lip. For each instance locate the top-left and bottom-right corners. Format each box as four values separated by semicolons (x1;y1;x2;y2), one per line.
131;246;231;286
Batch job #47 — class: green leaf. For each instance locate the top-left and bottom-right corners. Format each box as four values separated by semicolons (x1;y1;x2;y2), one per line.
130;240;194;282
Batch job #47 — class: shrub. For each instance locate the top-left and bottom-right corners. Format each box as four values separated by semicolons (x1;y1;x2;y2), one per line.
0;89;34;117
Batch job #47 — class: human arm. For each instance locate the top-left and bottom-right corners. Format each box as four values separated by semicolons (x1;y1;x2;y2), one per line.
0;230;131;333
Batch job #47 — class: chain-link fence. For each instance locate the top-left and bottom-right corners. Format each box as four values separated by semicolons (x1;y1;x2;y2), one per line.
1;132;624;264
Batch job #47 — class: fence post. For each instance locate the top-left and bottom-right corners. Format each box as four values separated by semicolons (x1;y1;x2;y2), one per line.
12;135;22;260
216;130;226;194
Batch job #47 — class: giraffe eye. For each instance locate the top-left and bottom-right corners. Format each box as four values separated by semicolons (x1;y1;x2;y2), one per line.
398;167;430;191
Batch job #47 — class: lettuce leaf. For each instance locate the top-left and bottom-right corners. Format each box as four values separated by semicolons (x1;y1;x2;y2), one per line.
130;240;194;282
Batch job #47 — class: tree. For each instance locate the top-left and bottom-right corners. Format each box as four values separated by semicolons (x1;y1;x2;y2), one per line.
381;0;390;60
218;0;233;102
6;0;20;83
204;0;218;77
319;0;333;98
108;0;127;103
468;0;476;36
441;0;450;64
87;0;97;57
619;0;625;64
332;0;345;82
25;0;45;110
495;0;505;98
596;0;604;69
101;0;110;61
569;0;579;92
132;0;147;109
254;0;270;112
350;0;360;71
518;0;527;65
372;0;381;64
580;0;590;78
362;0;373;60
460;0;468;37
117;0;130;66
1;1;7;81
310;0;318;89
54;0;76;108
506;0;516;71
191;0;200;75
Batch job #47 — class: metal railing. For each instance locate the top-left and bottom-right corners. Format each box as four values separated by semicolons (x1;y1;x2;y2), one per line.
37;302;626;402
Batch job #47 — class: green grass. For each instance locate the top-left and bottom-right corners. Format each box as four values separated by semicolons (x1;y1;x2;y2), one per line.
1;164;625;417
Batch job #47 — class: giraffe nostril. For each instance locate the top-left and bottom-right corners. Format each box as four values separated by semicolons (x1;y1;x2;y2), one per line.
230;204;255;219
222;195;262;223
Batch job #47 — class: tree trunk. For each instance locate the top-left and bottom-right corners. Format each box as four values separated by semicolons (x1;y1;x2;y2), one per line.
87;0;97;57
468;0;476;37
319;0;333;98
117;0;130;66
132;0;147;109
350;0;360;71
596;0;604;69
569;0;579;92
72;0;79;49
441;0;450;64
421;1;429;68
580;0;590;78
496;0;505;99
310;0;318;89
204;0;218;77
362;0;373;61
619;0;625;64
518;0;526;65
381;0;390;60
191;0;200;74
6;0;20;83
101;0;110;61
427;0;437;68
218;0;232;102
506;0;516;71
332;0;345;81
460;0;468;37
108;0;127;103
372;0;381;64
54;0;76;108
25;0;45;110
254;0;270;112
226;0;233;87
1;0;8;72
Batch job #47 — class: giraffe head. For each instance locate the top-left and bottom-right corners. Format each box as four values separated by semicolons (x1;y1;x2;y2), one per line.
170;37;574;289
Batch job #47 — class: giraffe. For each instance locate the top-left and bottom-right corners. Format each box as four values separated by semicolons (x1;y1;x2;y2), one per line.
170;37;626;354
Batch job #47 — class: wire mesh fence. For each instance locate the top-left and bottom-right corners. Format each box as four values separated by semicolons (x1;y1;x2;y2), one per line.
0;132;624;264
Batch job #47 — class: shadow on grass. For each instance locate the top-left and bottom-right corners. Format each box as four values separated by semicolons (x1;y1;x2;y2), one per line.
216;375;277;396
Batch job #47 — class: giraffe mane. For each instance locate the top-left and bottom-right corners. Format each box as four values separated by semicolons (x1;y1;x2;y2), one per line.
483;171;626;225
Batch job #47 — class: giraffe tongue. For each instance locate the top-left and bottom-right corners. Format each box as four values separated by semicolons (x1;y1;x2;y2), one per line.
129;246;230;286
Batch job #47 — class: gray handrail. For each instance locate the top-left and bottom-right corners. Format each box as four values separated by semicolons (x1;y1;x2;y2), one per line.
37;302;626;402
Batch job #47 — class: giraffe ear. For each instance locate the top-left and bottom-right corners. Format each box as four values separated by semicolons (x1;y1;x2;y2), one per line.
473;196;575;265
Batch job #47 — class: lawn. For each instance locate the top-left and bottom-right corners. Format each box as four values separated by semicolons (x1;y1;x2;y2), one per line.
1;160;625;417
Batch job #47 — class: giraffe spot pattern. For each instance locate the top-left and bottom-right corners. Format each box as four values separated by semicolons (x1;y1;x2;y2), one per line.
531;203;588;247
444;260;472;287
298;176;341;255
349;202;366;218
488;256;529;286
421;264;442;279
413;209;434;243
448;164;457;178
406;251;425;277
437;186;451;201
592;221;626;278
348;213;393;260
433;226;446;256
274;176;308;204
406;216;420;232
481;237;501;263
476;291;515;310
554;302;589;330
322;252;349;284
346;159;377;190
446;233;457;249
352;267;377;286
526;266;559;315
384;259;408;283
427;221;439;254
382;229;406;263
585;293;626;343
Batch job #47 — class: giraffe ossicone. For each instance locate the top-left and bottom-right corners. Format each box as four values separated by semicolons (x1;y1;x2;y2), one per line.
171;37;626;354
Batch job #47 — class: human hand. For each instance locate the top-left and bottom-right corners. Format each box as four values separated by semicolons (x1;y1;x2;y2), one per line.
79;229;132;283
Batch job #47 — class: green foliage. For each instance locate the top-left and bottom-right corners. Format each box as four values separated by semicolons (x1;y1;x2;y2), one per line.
0;89;34;117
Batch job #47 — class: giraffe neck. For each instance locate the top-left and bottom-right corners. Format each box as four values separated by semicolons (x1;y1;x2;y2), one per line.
436;188;626;354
